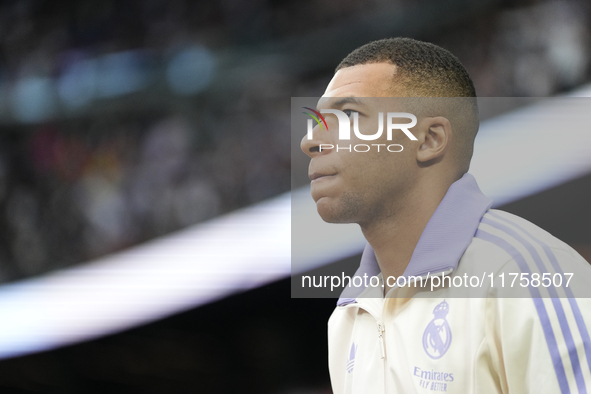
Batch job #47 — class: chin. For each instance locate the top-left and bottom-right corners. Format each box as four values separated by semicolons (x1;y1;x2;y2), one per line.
316;196;358;224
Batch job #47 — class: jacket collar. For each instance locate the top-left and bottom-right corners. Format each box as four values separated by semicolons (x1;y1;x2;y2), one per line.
337;173;493;306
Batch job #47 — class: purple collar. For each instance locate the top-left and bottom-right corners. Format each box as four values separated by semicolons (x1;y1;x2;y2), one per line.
337;173;493;306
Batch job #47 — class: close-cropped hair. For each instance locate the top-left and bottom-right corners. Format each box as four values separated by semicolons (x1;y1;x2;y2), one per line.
337;38;479;174
336;37;476;98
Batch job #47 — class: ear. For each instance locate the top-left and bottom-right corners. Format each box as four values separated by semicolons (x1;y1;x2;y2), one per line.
416;116;451;163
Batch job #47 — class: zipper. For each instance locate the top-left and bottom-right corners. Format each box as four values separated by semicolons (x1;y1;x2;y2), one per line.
343;299;387;359
340;299;388;391
378;320;388;393
377;321;386;359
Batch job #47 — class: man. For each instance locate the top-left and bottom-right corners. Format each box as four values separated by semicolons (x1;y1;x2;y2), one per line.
300;38;591;393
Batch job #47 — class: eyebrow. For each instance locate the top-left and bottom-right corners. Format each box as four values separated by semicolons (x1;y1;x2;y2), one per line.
331;97;366;108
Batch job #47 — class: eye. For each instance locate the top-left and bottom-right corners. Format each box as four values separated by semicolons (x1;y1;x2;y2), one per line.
343;109;357;118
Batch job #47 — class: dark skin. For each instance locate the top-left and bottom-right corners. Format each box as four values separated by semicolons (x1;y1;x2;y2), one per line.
301;63;461;293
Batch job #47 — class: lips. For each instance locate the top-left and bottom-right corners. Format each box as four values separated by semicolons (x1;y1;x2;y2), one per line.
309;172;336;181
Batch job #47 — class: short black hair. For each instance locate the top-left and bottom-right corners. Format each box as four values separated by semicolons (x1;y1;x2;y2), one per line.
336;37;476;98
337;38;478;175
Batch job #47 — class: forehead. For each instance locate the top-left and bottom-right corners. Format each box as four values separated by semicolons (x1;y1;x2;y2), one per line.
323;63;398;98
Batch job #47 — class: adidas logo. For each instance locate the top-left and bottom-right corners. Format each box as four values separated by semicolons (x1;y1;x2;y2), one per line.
347;343;358;373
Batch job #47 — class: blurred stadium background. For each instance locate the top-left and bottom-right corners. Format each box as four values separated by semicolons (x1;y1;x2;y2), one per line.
0;0;589;392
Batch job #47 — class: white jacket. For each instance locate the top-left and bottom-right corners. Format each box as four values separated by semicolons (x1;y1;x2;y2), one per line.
328;174;591;393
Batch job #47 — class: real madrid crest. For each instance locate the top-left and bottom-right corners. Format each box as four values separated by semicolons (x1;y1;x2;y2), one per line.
422;300;452;359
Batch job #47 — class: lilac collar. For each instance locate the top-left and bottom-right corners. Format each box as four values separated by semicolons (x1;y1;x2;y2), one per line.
337;173;493;306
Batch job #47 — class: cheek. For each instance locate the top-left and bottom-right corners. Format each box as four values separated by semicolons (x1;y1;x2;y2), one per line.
336;133;415;186
339;150;389;189
356;150;413;192
353;115;383;140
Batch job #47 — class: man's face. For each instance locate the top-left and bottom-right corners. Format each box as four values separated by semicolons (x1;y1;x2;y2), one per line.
300;63;419;225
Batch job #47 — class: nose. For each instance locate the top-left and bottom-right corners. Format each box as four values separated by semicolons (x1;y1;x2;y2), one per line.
300;123;331;158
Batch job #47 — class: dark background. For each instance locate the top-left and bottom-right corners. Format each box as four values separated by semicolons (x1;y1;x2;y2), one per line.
0;0;589;392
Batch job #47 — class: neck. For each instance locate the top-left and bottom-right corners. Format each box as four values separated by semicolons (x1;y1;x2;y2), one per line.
360;177;451;293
